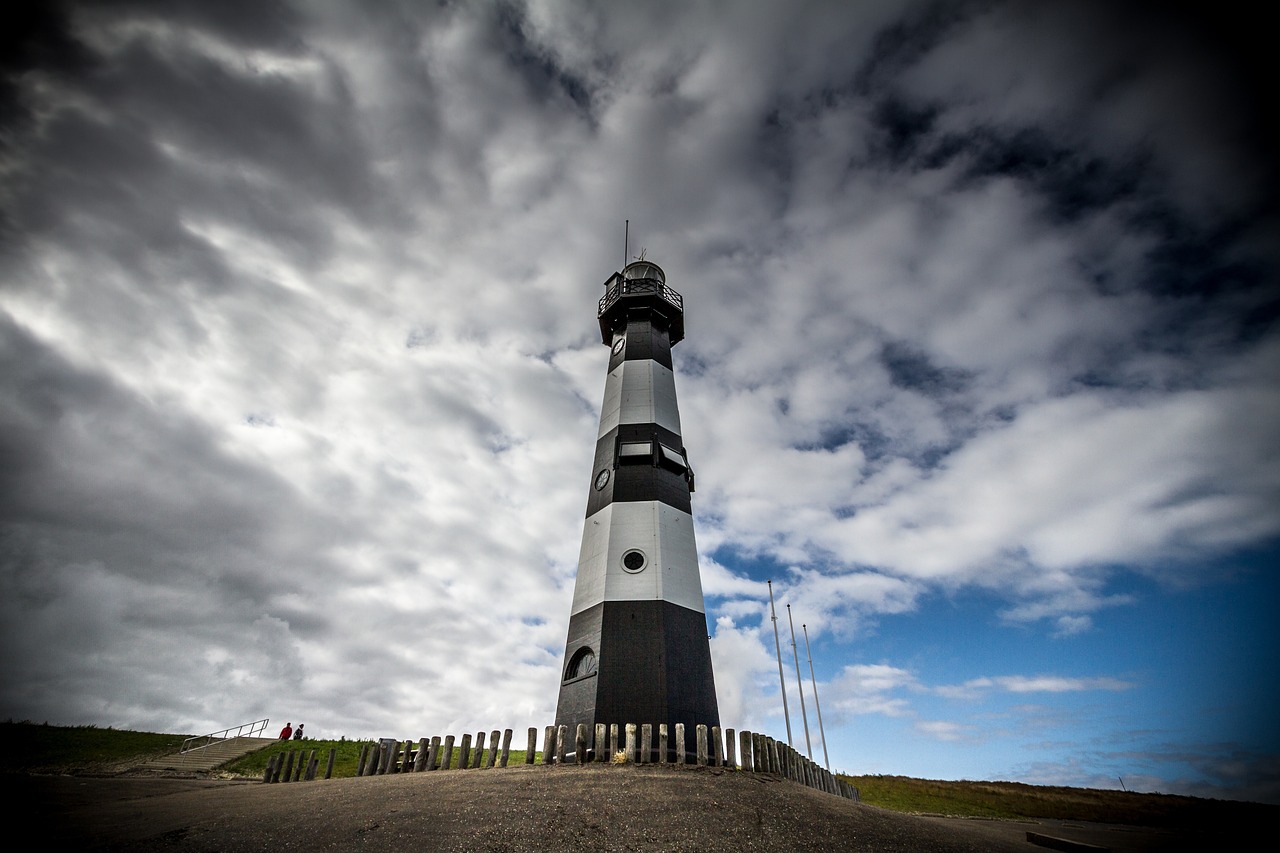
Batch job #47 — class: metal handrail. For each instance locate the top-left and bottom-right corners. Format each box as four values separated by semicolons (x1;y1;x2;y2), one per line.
180;717;271;754
598;275;683;318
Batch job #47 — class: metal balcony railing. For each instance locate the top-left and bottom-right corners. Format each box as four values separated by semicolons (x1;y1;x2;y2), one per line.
598;274;684;318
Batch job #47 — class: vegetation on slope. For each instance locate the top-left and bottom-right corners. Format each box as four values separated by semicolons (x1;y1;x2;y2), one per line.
0;722;188;774
841;774;1277;828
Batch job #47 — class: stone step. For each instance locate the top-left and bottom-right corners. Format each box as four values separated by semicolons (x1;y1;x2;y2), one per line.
136;736;277;771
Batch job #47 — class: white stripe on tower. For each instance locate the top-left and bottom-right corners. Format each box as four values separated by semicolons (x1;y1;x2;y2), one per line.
597;361;682;437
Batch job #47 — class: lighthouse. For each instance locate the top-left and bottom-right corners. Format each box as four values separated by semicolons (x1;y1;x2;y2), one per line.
554;259;720;758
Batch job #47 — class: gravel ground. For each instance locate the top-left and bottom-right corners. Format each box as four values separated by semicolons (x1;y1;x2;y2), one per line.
6;765;1204;851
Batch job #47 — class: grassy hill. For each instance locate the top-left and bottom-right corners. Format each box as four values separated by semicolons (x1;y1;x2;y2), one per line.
4;722;1273;830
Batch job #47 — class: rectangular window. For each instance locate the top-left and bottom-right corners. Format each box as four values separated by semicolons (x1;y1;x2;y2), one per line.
658;443;688;472
618;441;653;462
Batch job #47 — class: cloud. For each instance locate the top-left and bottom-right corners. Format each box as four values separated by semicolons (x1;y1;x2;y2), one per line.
935;675;1134;700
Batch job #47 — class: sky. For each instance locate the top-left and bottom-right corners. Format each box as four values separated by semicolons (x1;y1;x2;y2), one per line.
2;0;1277;803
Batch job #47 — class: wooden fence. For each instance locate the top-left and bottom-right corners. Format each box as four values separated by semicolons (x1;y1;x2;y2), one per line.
266;723;856;800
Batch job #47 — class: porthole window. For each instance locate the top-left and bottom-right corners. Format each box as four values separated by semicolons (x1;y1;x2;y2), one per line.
594;469;610;490
565;647;597;681
612;337;625;355
621;549;647;573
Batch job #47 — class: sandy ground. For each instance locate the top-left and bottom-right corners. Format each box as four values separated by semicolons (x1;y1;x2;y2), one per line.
5;765;1218;851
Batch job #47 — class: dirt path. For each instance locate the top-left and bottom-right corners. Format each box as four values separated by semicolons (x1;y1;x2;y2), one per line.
6;766;1201;851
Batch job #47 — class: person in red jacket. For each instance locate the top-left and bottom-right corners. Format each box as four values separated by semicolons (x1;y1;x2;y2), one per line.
279;722;293;740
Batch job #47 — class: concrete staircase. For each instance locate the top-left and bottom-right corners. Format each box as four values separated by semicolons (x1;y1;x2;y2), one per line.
135;736;277;772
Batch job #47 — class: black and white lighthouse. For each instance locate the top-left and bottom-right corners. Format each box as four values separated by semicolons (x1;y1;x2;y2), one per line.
554;259;720;757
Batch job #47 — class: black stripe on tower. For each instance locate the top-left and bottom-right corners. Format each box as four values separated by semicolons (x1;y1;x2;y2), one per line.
555;600;721;758
585;423;693;517
609;315;673;371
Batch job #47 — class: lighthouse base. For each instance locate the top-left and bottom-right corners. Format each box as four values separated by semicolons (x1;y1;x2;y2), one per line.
555;599;719;759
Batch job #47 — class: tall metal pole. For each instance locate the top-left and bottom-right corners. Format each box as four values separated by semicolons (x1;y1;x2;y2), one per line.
787;605;812;758
803;623;830;770
767;581;793;746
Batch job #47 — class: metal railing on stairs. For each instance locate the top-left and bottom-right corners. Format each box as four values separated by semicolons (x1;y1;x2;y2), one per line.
181;718;271;754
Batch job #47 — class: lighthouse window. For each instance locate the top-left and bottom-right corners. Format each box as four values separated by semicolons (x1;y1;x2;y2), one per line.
621;549;647;573
657;443;688;472
565;647;597;681
618;440;652;462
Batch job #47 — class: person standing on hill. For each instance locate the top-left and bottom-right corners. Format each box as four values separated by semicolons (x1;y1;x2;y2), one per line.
279;722;293;740
293;724;305;740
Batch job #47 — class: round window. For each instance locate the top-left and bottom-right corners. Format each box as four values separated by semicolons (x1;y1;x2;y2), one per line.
612;337;626;355
621;549;647;573
594;469;610;490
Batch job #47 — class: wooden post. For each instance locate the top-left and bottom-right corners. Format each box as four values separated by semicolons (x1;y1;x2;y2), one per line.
594;724;607;762
380;739;397;775
541;725;555;765
695;724;708;766
711;726;723;767
414;737;430;772
399;739;413;773
282;750;296;782
459;733;472;769
262;754;276;783
426;736;440;771
306;750;319;781
624;723;637;763
294;750;306;781
499;729;513;767
739;730;752;771
639;724;651;764
486;730;500;768
609;724;619;760
471;731;487;769
725;728;736;770
575;724;587;765
658;724;668;764
753;734;766;772
442;735;455;770
325;748;336;780
526;727;537;765
675;723;685;765
554;725;567;765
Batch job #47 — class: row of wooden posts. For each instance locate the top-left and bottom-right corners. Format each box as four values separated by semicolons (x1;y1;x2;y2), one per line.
263;747;336;783
302;723;856;800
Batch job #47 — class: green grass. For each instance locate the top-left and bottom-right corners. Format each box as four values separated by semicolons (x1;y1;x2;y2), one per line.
840;774;1278;828
0;722;188;773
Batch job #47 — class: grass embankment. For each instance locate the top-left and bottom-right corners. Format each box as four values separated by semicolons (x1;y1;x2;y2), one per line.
0;722;188;774
841;774;1277;828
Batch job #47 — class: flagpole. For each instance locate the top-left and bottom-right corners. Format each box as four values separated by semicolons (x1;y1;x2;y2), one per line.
803;623;830;770
767;581;793;745
787;604;812;758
